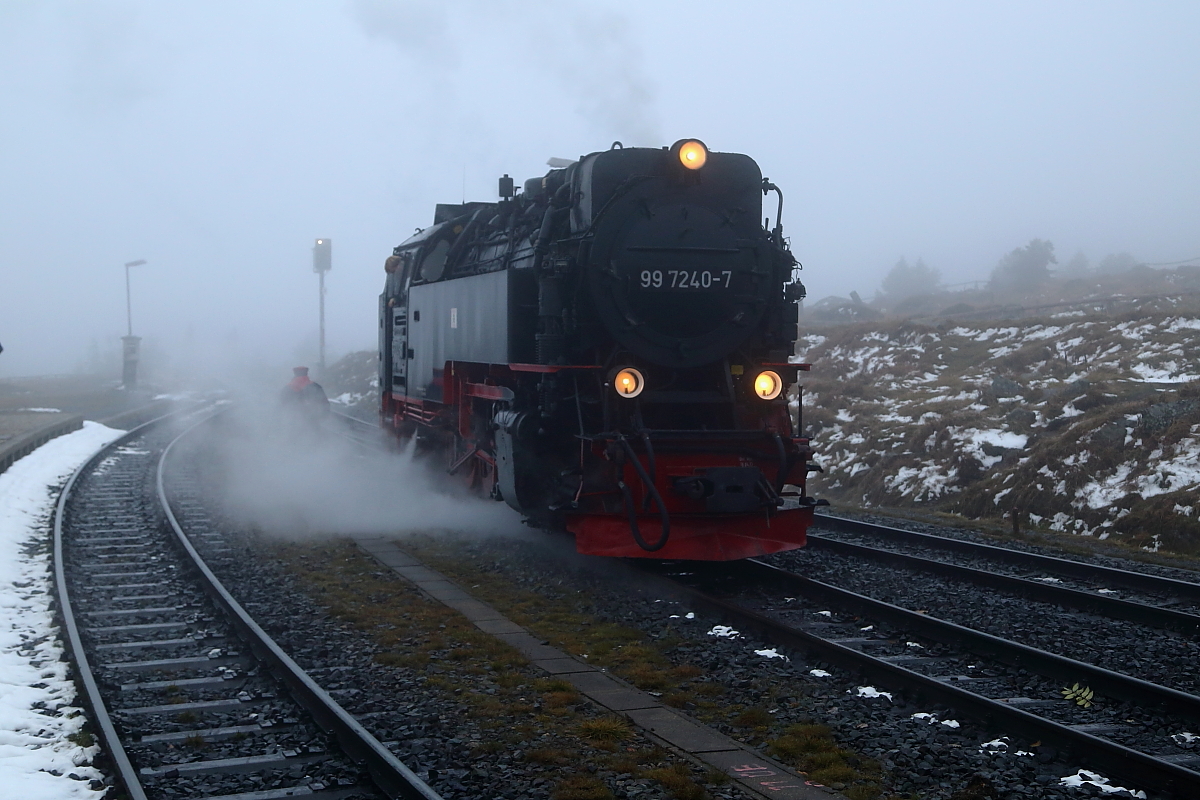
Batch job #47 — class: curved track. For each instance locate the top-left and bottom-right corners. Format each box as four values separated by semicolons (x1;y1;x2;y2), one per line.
54;409;441;800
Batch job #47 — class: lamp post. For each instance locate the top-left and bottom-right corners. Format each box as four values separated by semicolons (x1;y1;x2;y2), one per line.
122;259;146;389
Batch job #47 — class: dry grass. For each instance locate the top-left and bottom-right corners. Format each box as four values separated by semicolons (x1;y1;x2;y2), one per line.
768;724;884;798
552;775;614;800
642;763;708;800
576;716;632;743
545;690;581;708
405;539;700;703
731;706;774;730
67;729;94;748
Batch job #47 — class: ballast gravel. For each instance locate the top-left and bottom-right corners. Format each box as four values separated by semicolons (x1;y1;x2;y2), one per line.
209;524;1143;799
190;531;758;800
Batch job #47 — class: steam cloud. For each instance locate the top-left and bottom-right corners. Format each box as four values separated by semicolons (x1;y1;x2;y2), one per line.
350;0;660;146
200;403;524;541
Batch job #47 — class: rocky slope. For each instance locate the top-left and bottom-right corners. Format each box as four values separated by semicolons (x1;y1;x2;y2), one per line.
797;303;1200;554
322;350;380;421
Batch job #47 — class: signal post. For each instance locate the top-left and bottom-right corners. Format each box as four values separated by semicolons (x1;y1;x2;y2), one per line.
313;238;331;374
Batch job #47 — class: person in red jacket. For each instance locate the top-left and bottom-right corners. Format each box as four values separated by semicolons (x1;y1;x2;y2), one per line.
281;366;329;418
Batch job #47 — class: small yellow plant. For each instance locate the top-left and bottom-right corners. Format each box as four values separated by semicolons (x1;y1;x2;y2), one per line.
1061;683;1094;708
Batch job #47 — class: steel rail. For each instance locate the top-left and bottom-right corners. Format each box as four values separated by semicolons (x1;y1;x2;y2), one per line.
815;513;1200;602
735;558;1200;720
807;533;1200;636
158;415;442;800
649;562;1200;799
52;411;189;800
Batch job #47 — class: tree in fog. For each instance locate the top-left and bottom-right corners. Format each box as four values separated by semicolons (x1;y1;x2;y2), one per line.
881;257;941;300
1097;251;1138;274
1060;250;1091;278
990;239;1056;291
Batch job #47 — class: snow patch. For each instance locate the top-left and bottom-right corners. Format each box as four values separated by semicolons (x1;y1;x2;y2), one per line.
754;648;789;661
1059;769;1146;798
0;421;122;797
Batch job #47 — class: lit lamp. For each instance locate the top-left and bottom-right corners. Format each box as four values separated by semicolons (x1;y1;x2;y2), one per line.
122;259;146;389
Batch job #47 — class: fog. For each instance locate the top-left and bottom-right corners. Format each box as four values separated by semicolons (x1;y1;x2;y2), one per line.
2;1;1198;378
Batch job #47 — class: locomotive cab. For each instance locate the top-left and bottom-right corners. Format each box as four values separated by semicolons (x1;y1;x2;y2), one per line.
379;140;823;560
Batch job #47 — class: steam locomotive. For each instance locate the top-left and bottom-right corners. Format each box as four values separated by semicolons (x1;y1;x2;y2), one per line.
379;140;823;560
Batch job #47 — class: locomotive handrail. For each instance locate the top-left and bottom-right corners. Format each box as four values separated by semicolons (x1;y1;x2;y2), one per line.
762;178;784;242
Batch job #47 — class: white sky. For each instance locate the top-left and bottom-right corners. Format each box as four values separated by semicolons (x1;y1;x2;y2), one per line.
2;1;1198;378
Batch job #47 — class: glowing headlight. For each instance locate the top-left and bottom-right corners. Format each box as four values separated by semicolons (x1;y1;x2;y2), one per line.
753;370;783;400
613;367;645;398
677;139;708;170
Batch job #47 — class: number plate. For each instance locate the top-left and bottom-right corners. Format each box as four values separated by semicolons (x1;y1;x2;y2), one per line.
638;269;733;290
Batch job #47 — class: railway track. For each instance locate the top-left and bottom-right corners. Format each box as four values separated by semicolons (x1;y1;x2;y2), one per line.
53;409;440;800
621;513;1200;799
811;513;1200;606
639;559;1200;797
803;530;1200;638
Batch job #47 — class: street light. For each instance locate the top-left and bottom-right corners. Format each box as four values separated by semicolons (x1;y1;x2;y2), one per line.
122;259;146;389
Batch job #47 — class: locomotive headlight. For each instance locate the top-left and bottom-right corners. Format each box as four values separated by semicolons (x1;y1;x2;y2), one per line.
677;139;708;170
613;367;646;398
753;370;783;400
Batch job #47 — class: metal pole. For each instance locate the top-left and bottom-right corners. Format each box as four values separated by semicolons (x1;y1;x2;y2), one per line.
125;263;133;337
121;260;146;389
319;269;326;373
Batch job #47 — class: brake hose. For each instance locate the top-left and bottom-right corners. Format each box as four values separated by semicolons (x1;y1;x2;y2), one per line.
639;430;657;512
772;432;788;493
616;435;670;551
